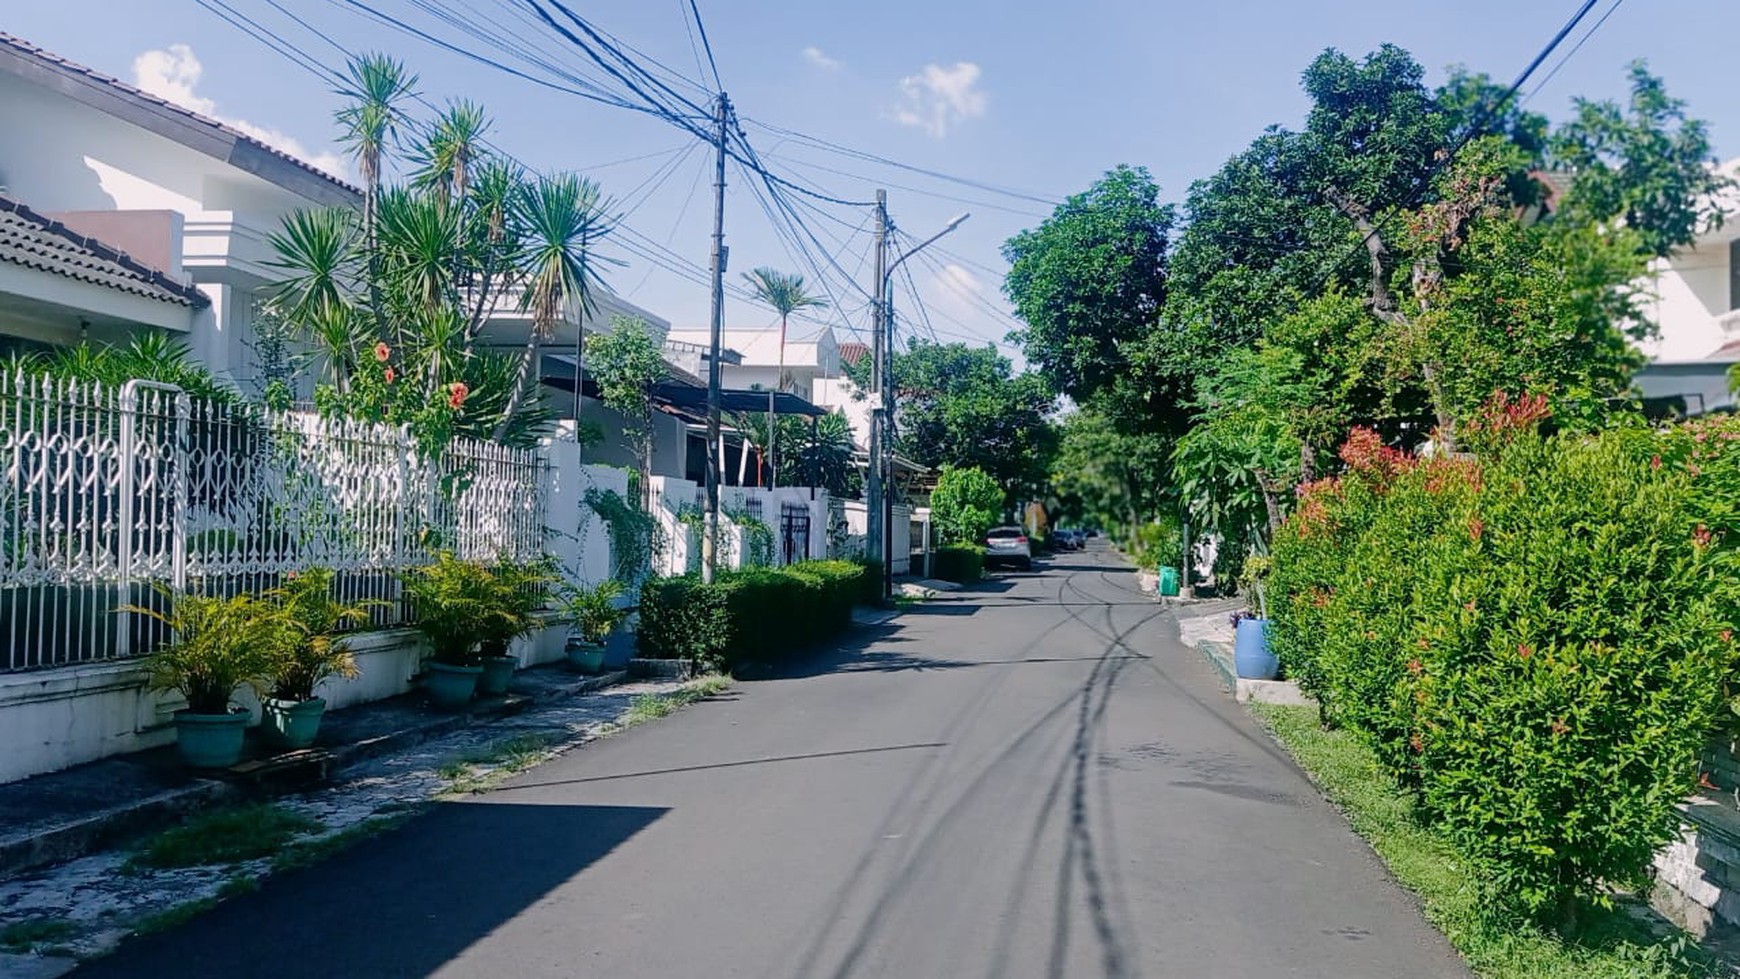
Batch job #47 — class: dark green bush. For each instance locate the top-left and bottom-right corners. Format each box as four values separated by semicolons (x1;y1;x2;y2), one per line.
1270;421;1740;922
637;560;870;672
932;544;984;584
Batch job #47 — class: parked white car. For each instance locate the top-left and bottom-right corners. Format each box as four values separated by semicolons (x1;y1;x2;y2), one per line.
984;526;1033;571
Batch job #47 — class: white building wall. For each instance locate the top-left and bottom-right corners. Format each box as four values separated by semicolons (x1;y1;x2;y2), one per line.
1644;252;1734;362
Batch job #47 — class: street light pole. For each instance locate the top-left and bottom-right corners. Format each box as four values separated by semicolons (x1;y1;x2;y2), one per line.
879;212;968;598
866;191;888;581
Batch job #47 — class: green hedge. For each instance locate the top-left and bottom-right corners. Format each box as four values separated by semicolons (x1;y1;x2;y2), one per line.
932;544;984;584
637;560;870;671
1269;420;1740;922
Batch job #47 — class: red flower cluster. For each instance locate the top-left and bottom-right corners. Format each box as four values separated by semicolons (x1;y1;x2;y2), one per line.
384;367;396;384
1465;391;1551;444
1339;427;1414;488
448;381;469;409
1290;478;1342;538
374;342;391;363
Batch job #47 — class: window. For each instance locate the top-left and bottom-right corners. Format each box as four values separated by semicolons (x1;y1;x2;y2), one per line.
1729;238;1740;311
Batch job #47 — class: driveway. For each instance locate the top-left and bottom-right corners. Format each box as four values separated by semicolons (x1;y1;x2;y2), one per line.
74;544;1469;978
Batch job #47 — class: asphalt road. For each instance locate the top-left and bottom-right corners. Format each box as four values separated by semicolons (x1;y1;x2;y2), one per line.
75;544;1469;979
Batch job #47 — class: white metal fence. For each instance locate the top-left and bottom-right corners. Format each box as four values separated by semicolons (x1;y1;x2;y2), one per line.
0;371;547;673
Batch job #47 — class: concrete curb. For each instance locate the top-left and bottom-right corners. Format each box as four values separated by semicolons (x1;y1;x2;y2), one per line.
1194;639;1314;707
0;668;628;882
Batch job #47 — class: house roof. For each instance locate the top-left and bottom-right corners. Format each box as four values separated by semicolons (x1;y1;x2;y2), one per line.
0;194;208;307
838;341;869;366
0;32;359;205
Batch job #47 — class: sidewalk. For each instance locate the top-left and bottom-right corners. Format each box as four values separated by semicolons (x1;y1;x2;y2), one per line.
0;664;699;972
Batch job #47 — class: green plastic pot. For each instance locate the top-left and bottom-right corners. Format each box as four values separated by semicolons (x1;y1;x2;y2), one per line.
173;708;250;768
425;662;482;710
565;639;606;674
477;655;517;696
261;697;327;750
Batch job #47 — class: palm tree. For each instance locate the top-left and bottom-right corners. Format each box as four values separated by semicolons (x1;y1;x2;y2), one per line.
494;173;614;441
741;268;828;487
334;54;417;246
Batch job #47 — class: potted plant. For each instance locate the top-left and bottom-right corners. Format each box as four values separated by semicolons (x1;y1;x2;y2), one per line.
262;568;373;749
476;558;555;696
1232;553;1278;680
405;553;501;709
124;588;284;768
561;579;625;674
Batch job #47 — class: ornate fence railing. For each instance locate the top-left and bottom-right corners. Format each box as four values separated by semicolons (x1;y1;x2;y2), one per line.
0;370;547;673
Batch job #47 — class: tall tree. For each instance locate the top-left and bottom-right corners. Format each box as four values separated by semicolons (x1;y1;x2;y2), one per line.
850;340;1055;502
496;173;613;439
335;54;417;251
1002;165;1173;408
741;267;828;487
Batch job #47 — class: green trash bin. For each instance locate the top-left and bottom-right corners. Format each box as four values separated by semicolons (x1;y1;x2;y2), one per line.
1157;566;1181;597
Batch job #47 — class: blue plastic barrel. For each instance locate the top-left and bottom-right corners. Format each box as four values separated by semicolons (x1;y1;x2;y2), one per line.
1234;617;1278;680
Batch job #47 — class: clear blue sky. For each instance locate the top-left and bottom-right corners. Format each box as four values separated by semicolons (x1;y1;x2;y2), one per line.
6;0;1737;359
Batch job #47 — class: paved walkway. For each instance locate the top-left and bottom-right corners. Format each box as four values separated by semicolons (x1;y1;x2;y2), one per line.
71;546;1469;978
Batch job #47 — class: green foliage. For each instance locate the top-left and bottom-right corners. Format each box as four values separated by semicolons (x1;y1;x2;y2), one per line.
21;334;239;405
478;557;555;653
783;412;860;498
930;465;1003;544
587;316;665;481
270;61;616;450
1126;519;1182;572
932;544;984;585
127;804;322;871
125;589;286;715
637;561;869;671
1049;407;1171;544
404;553;516;666
729;509;777;567
265;567;372;702
1269;421;1740;921
561;578;625;644
1549;62;1728;259
876;341;1055;499
1003;165;1173;407
585;487;660;583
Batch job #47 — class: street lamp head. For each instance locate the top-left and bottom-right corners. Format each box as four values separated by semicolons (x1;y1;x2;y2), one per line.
944;212;970;232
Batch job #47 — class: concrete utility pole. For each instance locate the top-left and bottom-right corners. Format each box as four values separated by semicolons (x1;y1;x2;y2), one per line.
865;190;888;584
702;93;731;584
880;211;969;598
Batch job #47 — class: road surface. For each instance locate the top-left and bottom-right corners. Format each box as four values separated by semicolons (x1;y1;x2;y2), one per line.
75;544;1468;978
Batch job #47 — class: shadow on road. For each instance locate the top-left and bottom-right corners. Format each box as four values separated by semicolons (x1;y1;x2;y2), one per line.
72;802;667;979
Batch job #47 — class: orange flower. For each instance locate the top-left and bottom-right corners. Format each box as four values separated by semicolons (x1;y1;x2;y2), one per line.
448;381;469;409
1723;629;1734;644
384;366;396;384
374;342;391;363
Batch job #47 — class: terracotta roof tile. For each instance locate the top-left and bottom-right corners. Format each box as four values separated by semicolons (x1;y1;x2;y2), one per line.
0;195;207;308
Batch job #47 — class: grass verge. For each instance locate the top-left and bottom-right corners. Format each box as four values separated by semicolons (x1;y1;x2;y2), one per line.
1;917;77;952
1250;703;1723;979
125;803;322;871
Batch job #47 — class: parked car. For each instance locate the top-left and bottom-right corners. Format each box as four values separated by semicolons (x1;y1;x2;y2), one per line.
984;526;1033;571
1061;529;1087;550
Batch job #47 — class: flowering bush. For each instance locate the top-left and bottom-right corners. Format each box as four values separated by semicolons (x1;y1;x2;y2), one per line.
1269;419;1740;921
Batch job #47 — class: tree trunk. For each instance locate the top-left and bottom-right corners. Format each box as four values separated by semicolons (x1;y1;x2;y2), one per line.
493;331;541;442
770;313;787;488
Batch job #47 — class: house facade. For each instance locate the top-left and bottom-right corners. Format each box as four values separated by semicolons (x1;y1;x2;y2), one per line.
1633;158;1740;416
0;31;357;385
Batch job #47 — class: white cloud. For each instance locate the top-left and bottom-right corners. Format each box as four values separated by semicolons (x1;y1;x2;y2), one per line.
802;46;841;71
932;262;983;322
891;62;986;138
132;44;348;177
